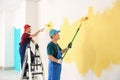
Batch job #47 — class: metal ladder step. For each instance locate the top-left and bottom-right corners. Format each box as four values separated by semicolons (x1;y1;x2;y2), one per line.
31;63;42;66
33;55;40;58
32;72;43;75
26;68;34;72
23;76;34;79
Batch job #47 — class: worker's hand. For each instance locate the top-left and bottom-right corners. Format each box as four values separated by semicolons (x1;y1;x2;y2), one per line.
39;28;45;32
67;42;72;48
57;59;62;64
35;43;39;50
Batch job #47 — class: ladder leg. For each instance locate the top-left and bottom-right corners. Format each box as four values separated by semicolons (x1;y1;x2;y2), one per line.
28;47;32;80
20;48;28;80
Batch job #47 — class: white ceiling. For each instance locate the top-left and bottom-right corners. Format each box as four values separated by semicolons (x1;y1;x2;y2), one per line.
0;0;23;11
0;0;41;11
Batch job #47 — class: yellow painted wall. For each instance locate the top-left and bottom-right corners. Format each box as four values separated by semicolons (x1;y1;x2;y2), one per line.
57;1;120;77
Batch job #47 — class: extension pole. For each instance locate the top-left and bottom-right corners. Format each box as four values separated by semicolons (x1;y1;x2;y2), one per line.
62;17;88;60
62;23;82;60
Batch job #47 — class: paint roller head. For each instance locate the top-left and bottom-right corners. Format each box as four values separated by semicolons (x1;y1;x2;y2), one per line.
81;17;88;21
45;24;52;27
40;27;45;32
45;24;50;28
47;24;50;27
45;24;51;27
85;17;88;20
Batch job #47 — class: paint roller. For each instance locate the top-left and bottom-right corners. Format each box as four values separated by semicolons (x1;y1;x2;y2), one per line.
62;17;88;60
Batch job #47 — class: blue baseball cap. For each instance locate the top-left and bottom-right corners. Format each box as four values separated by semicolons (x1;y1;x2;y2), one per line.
49;29;60;37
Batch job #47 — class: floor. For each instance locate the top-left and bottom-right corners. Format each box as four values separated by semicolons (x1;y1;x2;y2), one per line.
0;70;20;80
0;69;44;80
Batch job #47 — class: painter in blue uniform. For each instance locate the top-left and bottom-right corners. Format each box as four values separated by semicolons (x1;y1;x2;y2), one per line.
47;29;72;80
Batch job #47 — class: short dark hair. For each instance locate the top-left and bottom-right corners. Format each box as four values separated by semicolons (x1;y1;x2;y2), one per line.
50;36;53;39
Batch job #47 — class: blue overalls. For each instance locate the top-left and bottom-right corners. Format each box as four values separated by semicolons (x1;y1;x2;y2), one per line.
48;48;62;80
19;40;31;68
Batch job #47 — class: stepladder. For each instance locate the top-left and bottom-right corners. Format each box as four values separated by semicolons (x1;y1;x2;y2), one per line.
20;44;45;80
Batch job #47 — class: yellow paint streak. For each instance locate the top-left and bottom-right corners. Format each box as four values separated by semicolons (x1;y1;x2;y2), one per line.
58;1;120;77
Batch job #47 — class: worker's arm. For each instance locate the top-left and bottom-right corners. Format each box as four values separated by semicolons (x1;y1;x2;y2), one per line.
31;39;35;43
48;55;62;64
48;55;58;63
30;28;44;37
30;30;41;37
61;42;72;54
61;48;68;54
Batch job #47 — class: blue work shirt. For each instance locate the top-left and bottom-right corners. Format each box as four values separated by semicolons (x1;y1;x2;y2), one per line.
47;41;62;59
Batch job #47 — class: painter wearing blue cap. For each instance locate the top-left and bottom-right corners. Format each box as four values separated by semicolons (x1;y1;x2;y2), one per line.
47;29;72;80
49;29;60;37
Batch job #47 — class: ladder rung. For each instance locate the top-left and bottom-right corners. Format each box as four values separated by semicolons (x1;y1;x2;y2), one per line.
33;55;40;57
23;76;29;79
31;63;42;66
32;72;43;75
23;76;34;79
26;68;34;72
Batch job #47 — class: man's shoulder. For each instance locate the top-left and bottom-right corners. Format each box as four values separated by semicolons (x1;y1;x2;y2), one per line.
48;41;53;45
47;41;55;47
22;33;30;37
22;33;30;35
